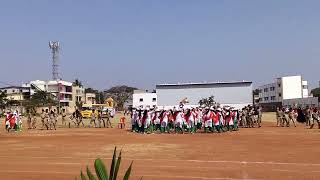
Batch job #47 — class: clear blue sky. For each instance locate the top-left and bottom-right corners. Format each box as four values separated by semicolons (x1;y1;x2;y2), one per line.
1;0;319;90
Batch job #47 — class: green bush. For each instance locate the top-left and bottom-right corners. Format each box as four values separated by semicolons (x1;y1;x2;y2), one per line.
77;147;133;180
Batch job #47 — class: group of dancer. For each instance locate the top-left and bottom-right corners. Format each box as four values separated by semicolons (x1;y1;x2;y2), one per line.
276;106;320;129
130;105;241;134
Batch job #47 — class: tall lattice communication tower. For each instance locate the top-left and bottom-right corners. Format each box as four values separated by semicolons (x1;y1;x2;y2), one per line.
49;41;60;80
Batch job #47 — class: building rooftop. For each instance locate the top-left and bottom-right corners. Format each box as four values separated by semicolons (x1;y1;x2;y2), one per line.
0;86;30;90
156;81;252;87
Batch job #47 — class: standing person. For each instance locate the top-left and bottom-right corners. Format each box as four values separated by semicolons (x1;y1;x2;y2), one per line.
276;107;282;127
288;108;297;127
240;108;247;128
9;113;16;132
49;110;56;130
310;108;320;129
257;106;262;128
233;109;239;131
44;110;50;130
195;108;203;131
90;109;97;128
5;112;10;131
105;110;113;128
27;110;32;129
152;109;161;132
61;109;67;127
174;108;184;134
160;110;169;133
305;107;312;127
40;109;46;129
202;108;213;133
217;108;226;132
31;110;37;129
185;108;195;134
15;111;22;131
131;108;138;132
212;109;221;133
225;108;234;131
282;108;289;127
110;108;116;118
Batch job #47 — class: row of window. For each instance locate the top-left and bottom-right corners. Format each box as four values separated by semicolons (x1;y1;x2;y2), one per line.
263;87;276;93
264;96;276;101
1;89;24;93
263;94;282;101
139;98;157;102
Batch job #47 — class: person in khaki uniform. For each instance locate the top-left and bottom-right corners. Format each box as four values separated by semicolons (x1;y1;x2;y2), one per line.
288;108;297;127
305;107;311;126
240;108;247;127
90;109;97;128
310;108;320;129
276;107;282;127
48;110;56;130
31;110;37;129
40;109;46;129
257;106;262;128
27;110;32;129
279;108;286;127
61;109;67;127
105;110;113;128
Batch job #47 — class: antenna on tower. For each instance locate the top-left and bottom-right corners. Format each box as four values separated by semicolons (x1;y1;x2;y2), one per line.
49;41;60;80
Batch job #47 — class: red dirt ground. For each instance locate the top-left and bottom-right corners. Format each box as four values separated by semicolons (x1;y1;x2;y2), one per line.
0;119;319;180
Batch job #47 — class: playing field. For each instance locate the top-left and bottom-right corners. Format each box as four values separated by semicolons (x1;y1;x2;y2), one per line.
0;113;319;180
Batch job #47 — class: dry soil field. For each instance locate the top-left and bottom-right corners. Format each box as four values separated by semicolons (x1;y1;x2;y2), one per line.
0;113;319;180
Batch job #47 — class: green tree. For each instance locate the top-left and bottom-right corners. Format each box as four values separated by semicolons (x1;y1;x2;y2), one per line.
73;79;83;87
76;101;83;110
311;88;320;97
198;96;217;108
0;91;8;110
23;91;58;111
104;86;137;110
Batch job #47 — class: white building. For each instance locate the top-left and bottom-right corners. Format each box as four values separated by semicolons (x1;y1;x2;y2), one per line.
156;81;253;110
258;75;310;110
85;93;96;105
132;90;157;108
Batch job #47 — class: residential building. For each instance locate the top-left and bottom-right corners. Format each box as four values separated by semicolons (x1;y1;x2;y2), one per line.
258;75;310;111
23;80;73;109
0;86;31;101
70;85;85;109
0;86;31;113
132;90;157;108
85;93;96;105
156;81;252;110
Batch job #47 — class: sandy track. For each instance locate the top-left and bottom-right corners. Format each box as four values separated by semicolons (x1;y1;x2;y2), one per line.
0;119;319;180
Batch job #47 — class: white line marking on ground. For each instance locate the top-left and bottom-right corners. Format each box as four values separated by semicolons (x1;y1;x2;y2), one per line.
139;174;260;180
0;155;319;167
